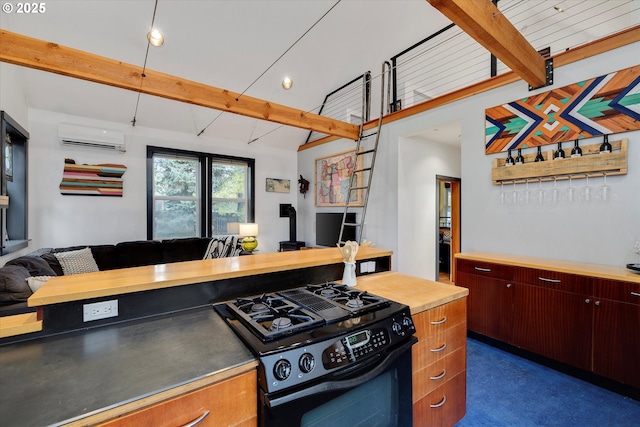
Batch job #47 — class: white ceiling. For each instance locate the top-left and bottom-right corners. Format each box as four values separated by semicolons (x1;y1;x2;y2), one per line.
1;0;453;150
2;1;636;151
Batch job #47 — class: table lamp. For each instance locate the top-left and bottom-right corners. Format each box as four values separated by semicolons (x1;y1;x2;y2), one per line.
239;223;259;252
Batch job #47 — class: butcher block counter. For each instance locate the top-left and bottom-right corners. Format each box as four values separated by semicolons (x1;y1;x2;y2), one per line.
29;247;393;307
456;251;640;283
355;271;468;313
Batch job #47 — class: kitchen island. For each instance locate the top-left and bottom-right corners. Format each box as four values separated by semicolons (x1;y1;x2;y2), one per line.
0;248;468;426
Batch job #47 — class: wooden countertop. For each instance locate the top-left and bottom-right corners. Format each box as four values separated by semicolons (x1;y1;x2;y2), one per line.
29;247;392;307
356;272;468;313
456;251;640;283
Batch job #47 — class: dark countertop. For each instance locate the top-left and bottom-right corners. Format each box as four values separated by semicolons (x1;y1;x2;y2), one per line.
0;306;256;427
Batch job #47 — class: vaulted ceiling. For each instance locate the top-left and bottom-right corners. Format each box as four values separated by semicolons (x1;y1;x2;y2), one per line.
0;1;637;150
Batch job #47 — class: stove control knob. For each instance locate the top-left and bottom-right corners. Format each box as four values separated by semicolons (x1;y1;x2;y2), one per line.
392;321;404;336
274;359;292;381
402;317;414;329
299;353;316;374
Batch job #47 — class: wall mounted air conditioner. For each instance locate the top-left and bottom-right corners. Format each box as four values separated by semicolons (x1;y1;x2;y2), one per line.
58;123;126;152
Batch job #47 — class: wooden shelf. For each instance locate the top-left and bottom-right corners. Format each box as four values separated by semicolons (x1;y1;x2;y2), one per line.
0;313;42;338
492;139;628;184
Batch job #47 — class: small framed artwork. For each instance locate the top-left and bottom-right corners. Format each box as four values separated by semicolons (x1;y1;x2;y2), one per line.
4;133;12;182
314;149;363;207
266;178;290;193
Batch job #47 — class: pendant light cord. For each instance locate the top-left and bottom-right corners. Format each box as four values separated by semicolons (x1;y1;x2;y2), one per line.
132;0;160;126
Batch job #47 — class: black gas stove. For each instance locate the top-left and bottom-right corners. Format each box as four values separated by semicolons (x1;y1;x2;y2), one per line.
214;282;416;396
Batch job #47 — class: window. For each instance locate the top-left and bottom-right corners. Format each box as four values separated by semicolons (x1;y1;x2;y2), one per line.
147;146;254;240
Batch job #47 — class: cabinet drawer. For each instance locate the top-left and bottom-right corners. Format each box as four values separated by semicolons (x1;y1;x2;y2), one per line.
414;298;466;338
413;346;466;401
457;259;514;281
515;267;592;295
413;371;466;427
594;279;640;305
413;322;467;368
99;371;257;427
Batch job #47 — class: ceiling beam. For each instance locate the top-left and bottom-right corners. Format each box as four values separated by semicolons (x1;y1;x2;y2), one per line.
0;29;360;141
426;0;547;88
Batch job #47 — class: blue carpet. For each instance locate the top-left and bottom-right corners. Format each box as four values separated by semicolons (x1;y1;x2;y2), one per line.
456;339;640;427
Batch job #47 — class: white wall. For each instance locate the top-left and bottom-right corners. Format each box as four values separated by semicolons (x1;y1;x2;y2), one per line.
298;42;640;273
24;109;299;253
0;63;29;127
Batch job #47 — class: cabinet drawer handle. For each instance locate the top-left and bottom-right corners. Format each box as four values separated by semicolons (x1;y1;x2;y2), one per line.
430;316;447;325
474;267;491;272
181;411;210;427
430;396;447;408
430;343;447;353
538;277;561;283
430;369;447;381
631;292;640;298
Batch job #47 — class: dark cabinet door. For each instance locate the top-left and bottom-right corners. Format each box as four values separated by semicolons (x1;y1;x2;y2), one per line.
512;283;593;371
457;271;513;342
593;278;640;388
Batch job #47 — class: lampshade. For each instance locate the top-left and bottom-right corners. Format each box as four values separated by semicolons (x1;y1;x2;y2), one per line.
239;223;259;237
226;222;240;234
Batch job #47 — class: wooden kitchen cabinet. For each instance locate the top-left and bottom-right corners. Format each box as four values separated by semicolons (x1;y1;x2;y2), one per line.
99;370;257;427
412;297;467;427
456;252;640;391
512;268;593;371
592;278;640;388
456;259;514;342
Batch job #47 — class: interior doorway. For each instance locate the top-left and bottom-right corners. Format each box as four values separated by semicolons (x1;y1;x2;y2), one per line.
436;175;461;284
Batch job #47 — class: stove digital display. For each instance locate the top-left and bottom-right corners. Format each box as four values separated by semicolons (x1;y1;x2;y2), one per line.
345;330;370;349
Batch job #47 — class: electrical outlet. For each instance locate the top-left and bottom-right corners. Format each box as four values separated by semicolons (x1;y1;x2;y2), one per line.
83;300;118;322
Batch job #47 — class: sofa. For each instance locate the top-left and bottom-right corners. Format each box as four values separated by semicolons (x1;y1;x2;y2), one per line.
0;236;242;316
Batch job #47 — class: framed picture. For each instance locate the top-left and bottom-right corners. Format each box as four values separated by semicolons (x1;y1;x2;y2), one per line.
266;178;290;193
315;149;363;207
4;133;12;182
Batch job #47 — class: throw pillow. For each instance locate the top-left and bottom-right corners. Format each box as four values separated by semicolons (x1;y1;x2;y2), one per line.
0;265;32;304
26;276;54;292
54;247;100;275
6;256;57;277
203;238;225;260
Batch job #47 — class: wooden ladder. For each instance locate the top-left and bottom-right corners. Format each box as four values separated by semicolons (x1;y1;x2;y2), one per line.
339;61;392;245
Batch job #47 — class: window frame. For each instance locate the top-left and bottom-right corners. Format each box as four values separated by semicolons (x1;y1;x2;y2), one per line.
146;146;255;240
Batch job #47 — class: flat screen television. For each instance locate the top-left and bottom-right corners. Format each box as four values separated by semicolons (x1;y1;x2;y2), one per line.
316;212;356;247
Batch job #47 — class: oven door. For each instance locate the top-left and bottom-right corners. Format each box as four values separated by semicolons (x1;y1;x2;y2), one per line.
260;337;417;427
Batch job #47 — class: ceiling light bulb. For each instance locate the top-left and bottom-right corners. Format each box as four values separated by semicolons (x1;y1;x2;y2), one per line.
148;29;164;47
282;77;293;90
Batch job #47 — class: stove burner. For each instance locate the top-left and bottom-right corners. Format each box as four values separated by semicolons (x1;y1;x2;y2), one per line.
306;283;389;314
346;298;364;308
320;288;340;298
271;317;292;330
251;303;269;312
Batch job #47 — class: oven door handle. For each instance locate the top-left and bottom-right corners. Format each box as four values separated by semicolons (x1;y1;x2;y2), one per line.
265;337;418;408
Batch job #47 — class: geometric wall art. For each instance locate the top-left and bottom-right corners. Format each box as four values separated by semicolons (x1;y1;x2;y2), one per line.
485;64;640;154
59;159;127;196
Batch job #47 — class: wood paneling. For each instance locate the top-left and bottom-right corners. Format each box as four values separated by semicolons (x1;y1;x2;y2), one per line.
98;371;257;427
413;371;467;427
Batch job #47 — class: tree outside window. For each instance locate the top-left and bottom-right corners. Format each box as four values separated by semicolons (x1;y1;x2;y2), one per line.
147;147;254;240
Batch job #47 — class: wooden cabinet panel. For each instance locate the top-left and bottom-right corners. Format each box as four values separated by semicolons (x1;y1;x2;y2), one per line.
413;322;467;369
594;278;640;305
457;272;513;342
411;298;467;427
413;297;466;337
515;267;592;295
413;346;466;401
593;298;640;388
457;259;514;281
413;371;466;427
99;371;257;427
512;283;592;371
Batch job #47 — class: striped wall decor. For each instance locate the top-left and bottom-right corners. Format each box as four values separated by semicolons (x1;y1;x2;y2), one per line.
485;64;640;154
59;161;127;196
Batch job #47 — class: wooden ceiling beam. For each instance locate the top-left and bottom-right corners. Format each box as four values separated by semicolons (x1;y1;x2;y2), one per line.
426;0;547;88
0;29;360;141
